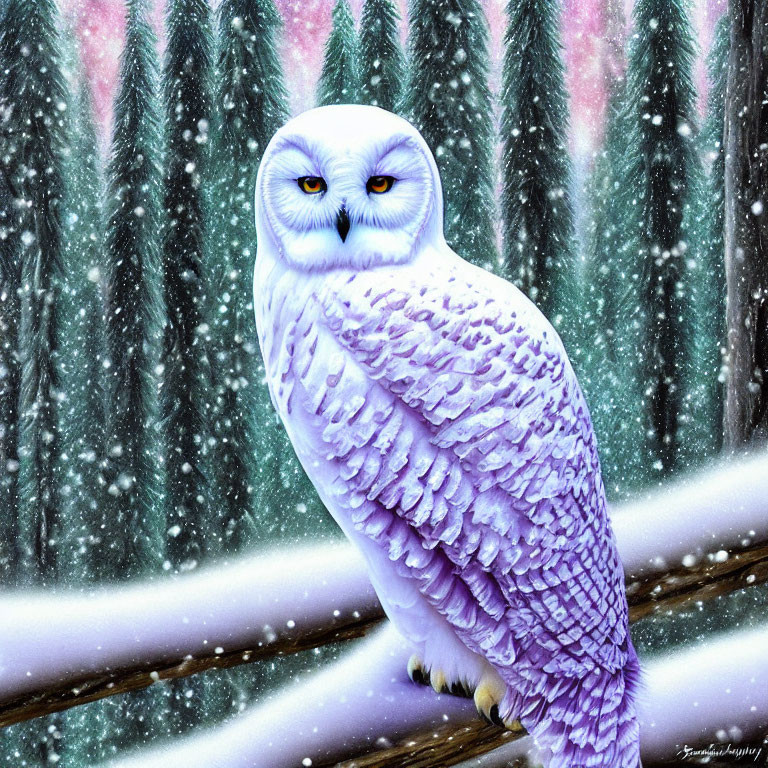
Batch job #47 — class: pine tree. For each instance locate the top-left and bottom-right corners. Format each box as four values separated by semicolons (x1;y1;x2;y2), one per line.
404;0;497;270
210;0;286;551
580;86;649;498
161;0;215;572
57;117;110;768
161;0;225;735
211;0;334;552
102;0;165;582
624;0;699;475
0;3;68;761
318;0;360;106
0;0;16;584
724;0;768;445
0;136;20;585
94;1;170;754
359;0;404;112
679;13;729;464
500;0;577;342
58;61;108;585
0;0;67;587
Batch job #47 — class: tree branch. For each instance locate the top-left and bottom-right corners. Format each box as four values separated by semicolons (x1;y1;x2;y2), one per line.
99;622;768;768
0;544;382;728
1;452;767;729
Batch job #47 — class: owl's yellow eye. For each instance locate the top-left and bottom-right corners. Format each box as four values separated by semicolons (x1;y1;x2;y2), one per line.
367;175;396;194
298;176;326;195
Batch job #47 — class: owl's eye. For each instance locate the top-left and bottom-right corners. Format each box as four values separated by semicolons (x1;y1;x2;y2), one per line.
298;176;326;195
367;175;396;194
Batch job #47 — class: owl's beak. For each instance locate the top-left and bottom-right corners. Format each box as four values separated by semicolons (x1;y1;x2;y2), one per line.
336;205;351;243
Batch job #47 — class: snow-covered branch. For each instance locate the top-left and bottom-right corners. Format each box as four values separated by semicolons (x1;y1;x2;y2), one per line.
610;449;768;577
613;450;768;621
0;544;381;727
99;622;768;768
1;451;767;729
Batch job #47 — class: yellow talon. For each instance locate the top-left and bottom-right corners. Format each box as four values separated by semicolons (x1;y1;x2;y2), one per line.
430;668;447;694
473;671;509;728
407;654;428;685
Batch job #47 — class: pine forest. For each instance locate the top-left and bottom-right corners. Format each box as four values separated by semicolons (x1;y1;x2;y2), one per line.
1;0;766;765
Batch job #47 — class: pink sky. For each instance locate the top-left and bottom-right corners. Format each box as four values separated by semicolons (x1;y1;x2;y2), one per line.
59;0;726;160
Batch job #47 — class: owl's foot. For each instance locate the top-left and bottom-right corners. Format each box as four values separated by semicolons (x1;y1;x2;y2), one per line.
407;654;472;698
474;672;524;732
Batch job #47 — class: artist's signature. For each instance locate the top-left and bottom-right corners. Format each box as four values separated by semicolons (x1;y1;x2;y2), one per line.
677;743;766;763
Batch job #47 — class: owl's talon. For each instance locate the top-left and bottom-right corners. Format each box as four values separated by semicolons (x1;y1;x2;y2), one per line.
407;656;473;698
430;668;447;694
474;672;510;729
407;654;428;686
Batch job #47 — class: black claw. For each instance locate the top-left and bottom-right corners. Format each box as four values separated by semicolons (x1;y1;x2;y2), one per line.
450;681;472;698
489;704;505;728
409;666;428;686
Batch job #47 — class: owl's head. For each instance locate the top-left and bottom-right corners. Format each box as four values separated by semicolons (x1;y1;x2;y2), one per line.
255;105;445;272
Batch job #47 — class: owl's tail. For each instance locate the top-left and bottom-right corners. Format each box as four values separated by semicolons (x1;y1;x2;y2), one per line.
506;646;642;768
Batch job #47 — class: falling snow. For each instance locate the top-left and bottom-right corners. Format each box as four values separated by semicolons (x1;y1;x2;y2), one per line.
0;0;764;766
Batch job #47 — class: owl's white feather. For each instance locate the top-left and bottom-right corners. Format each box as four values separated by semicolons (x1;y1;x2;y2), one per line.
253;105;640;768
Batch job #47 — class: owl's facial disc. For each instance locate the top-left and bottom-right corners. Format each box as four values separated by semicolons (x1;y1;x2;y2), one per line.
257;107;442;273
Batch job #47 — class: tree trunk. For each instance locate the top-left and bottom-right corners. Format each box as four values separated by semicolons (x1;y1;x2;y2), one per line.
724;0;768;445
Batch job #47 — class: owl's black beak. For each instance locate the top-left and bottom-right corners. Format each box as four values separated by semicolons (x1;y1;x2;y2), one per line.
336;205;351;243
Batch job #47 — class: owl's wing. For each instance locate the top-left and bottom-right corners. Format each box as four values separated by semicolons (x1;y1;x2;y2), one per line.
293;254;634;749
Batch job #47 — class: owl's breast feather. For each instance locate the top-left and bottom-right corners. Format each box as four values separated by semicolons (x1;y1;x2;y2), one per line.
254;247;639;765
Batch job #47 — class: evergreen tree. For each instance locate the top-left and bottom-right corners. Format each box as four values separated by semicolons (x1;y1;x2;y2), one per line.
102;0;165;582
95;1;169;756
404;0;497;270
0;0;15;583
58;61;108;585
0;136;20;584
210;0;285;551
0;0;67;587
500;0;577;344
580;86;649;498
679;13;729;464
161;0;215;572
161;0;225;735
0;2;69;761
211;0;334;551
723;0;768;445
359;0;404;112
623;0;699;475
318;0;360;107
46;31;116;768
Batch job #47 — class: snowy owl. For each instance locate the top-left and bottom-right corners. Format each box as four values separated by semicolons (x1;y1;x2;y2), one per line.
253;105;641;768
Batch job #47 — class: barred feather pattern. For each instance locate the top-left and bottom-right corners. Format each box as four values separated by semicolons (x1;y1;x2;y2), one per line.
255;244;640;768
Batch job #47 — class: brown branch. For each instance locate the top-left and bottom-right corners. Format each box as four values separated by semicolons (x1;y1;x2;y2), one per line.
2;537;767;732
626;539;768;621
325;720;527;768
0;610;383;729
